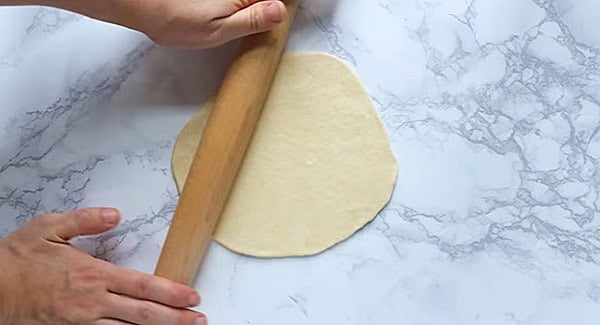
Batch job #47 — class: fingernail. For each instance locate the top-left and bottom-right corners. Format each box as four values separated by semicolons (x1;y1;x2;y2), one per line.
266;2;283;23
189;292;201;306
194;316;207;325
102;209;119;225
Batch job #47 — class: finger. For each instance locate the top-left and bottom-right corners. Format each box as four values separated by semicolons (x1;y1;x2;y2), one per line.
104;293;206;325
39;208;120;242
106;266;200;308
216;1;287;44
213;0;278;16
94;319;133;325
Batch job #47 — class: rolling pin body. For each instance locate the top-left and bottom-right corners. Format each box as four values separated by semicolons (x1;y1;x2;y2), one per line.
155;0;300;285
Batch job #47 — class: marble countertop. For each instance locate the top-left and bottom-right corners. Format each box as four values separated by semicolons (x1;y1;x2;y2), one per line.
1;0;600;324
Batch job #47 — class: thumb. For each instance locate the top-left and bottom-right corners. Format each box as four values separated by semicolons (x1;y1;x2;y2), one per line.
41;208;120;243
217;1;287;44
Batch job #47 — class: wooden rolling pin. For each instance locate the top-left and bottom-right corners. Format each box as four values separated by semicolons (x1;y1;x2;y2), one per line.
155;0;300;285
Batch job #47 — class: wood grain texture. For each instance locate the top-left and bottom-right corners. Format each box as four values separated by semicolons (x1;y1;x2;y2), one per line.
154;0;300;285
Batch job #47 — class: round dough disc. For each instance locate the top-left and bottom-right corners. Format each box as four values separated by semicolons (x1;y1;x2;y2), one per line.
172;53;397;257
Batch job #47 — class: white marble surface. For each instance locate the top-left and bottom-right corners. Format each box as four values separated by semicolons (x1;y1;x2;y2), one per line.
1;0;600;324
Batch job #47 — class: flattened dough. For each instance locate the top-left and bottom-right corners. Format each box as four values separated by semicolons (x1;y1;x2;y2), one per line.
172;53;397;257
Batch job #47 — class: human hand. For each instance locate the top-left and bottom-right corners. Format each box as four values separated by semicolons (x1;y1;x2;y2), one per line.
51;0;288;48
0;208;206;325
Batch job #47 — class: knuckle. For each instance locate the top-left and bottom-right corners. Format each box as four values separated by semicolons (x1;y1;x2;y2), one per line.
165;283;187;305
248;7;264;31
71;208;88;218
135;274;153;296
71;208;95;222
239;0;253;7
136;301;154;322
29;213;62;241
168;285;183;302
70;264;108;287
34;213;55;228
